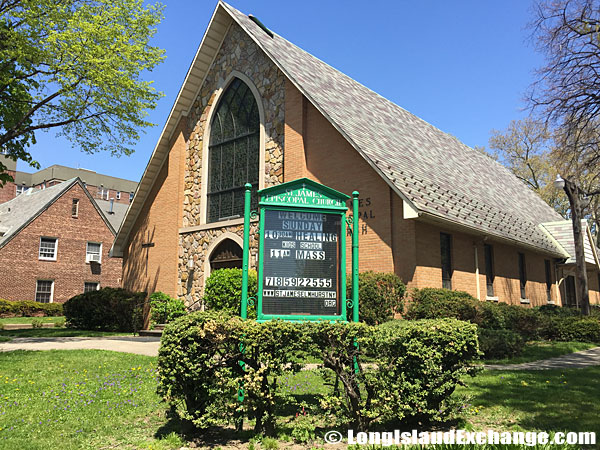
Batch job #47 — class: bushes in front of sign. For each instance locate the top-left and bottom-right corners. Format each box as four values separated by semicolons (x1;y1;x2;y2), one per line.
63;287;146;331
157;314;479;434
405;288;479;322
347;271;406;325
149;291;186;325
0;299;63;317
157;311;312;433
203;268;258;318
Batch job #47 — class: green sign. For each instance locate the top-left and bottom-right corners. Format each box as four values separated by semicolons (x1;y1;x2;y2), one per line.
240;178;359;323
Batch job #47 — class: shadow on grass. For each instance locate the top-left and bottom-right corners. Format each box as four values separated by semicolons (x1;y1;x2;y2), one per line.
463;367;600;432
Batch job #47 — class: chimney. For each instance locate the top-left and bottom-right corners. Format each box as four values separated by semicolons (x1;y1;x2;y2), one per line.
109;198;114;214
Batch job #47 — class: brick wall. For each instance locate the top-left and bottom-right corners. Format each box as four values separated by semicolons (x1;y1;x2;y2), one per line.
0;183;122;303
122;116;188;297
0;168;16;204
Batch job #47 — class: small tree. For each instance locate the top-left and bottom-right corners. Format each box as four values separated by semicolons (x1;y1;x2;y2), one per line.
0;0;165;184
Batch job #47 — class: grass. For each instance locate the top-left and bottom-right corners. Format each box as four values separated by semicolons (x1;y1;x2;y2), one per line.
0;350;598;449
484;341;597;365
0;316;64;325
0;329;131;339
456;366;600;434
0;350;183;450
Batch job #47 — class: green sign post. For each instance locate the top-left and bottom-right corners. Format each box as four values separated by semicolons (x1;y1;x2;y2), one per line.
240;178;359;323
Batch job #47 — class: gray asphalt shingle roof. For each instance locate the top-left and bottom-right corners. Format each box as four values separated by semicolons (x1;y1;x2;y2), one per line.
0;179;78;247
541;221;599;265
222;2;564;254
0;178;118;249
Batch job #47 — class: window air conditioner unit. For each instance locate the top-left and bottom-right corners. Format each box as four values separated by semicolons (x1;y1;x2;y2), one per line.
87;254;101;263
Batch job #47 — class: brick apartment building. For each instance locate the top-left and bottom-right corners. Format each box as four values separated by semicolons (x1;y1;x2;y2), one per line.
0;155;138;206
111;2;600;309
0;178;126;303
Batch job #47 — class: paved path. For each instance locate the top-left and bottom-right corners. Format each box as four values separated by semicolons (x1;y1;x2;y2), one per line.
486;346;600;370
0;336;161;356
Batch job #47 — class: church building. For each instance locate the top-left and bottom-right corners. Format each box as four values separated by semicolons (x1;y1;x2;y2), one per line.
111;1;600;309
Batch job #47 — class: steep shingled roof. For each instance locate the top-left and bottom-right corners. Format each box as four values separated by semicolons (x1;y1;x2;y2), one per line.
220;3;563;253
0;178;116;249
112;1;565;256
541;221;600;266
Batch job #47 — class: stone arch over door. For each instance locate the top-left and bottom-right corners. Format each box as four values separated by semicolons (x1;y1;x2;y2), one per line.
203;232;245;286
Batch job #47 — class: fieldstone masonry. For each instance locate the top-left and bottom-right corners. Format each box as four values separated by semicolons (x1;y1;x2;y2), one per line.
178;24;285;305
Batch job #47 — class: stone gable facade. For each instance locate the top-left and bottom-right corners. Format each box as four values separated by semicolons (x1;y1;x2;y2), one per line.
177;24;285;304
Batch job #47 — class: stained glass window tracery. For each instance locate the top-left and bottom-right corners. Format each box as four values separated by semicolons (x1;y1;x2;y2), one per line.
207;78;260;223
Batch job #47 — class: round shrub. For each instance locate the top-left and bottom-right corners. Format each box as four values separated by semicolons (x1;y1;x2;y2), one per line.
478;328;524;359
346;271;406;325
203;268;257;317
63;287;146;331
405;288;479;322
149;291;186;325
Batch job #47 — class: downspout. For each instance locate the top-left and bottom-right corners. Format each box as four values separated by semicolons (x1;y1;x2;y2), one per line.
474;244;481;301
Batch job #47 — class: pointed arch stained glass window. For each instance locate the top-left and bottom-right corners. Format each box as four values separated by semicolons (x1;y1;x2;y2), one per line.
207;78;260;223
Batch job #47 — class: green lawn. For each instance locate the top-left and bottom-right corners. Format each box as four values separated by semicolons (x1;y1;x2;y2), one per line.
0;350;597;449
0;329;131;339
456;367;600;434
0;316;64;325
484;341;597;365
0;350;182;450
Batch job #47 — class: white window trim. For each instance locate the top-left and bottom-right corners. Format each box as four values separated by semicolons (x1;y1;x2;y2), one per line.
485;296;499;302
72;198;79;218
520;298;531;304
86;242;102;264
199;71;266;227
35;279;54;303
116;191;121;200
84;281;100;292
39;237;58;261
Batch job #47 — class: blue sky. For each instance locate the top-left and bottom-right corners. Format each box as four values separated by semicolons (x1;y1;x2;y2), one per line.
23;0;543;182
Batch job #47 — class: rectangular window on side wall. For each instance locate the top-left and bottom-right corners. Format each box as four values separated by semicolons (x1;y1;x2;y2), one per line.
129;192;134;203
545;260;553;302
35;280;54;303
86;242;102;263
72;199;79;218
518;253;527;300
484;244;495;298
440;232;452;290
116;191;121;200
39;237;57;260
84;282;100;293
565;275;576;306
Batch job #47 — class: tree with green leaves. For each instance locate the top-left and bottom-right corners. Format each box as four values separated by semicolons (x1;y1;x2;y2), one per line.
0;0;165;184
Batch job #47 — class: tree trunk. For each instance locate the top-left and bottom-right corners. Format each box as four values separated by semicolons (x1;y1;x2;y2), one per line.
565;179;590;315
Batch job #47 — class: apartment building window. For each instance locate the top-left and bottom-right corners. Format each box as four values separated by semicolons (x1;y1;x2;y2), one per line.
35;280;54;303
86;242;102;263
518;253;527;299
15;185;28;195
116;191;121;200
484;244;495;297
72;199;79;218
84;282;100;292
98;187;109;200
39;237;57;260
545;260;553;302
440;232;452;290
129;192;134;202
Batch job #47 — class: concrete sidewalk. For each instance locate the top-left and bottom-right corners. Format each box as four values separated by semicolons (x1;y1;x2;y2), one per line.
0;336;161;356
486;346;600;370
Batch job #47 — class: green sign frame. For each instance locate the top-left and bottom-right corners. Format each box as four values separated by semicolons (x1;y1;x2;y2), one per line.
240;178;359;323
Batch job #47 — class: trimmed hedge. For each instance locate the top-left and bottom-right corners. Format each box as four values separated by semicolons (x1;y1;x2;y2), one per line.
406;288;600;357
477;328;524;359
346;271;406;325
149;291;186;325
157;313;479;432
63;288;146;332
203;268;258;318
0;299;63;317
